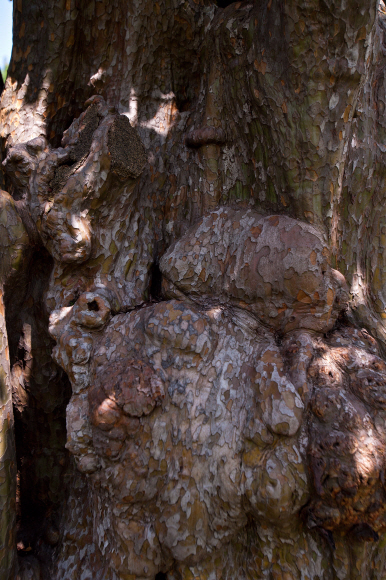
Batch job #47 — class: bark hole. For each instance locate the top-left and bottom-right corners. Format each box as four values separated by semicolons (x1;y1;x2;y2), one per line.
87;300;99;311
149;262;163;302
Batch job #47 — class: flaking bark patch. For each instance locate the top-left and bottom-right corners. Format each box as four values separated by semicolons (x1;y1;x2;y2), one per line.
2;0;386;578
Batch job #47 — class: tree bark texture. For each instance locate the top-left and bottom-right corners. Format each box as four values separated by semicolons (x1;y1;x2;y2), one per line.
2;0;386;579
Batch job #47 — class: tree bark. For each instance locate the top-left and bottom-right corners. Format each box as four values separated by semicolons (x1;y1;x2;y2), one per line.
2;1;386;579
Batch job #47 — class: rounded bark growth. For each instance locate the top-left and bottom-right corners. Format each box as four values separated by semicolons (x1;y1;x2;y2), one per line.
2;1;386;579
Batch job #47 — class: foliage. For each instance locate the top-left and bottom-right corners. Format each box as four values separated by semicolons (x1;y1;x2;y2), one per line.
1;61;8;83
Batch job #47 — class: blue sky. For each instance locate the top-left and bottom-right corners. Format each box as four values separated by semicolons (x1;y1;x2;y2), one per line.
0;0;13;69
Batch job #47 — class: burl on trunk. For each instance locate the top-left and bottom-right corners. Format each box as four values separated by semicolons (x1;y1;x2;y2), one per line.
2;1;386;579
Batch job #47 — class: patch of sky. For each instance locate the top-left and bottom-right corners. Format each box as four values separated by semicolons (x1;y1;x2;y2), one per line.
0;0;13;83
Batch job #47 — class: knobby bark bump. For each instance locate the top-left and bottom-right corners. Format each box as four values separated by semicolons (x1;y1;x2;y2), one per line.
1;0;386;579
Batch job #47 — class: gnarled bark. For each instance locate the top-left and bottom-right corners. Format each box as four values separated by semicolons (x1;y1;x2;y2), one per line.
2;1;386;579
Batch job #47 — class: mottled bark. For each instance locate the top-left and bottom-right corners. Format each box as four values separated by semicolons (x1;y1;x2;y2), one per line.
2;0;386;579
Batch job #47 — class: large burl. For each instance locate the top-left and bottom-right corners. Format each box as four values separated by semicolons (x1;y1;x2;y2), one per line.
47;204;386;579
305;327;386;542
162;209;386;547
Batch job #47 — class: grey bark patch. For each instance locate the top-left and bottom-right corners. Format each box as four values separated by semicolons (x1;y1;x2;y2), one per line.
108;115;147;180
70;104;100;163
50;104;100;195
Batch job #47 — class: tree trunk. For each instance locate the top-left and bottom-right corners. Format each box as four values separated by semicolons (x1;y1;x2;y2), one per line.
2;0;386;578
